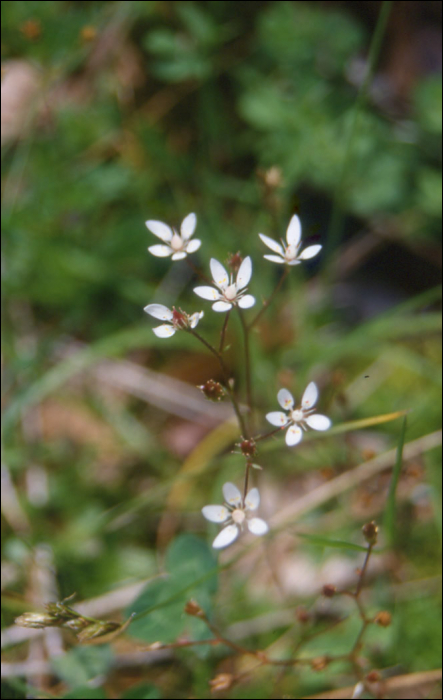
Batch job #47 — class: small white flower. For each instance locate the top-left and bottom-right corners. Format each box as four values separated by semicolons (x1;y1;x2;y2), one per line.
193;257;255;312
266;382;331;446
202;482;268;549
146;212;201;261
144;303;203;338
258;214;322;265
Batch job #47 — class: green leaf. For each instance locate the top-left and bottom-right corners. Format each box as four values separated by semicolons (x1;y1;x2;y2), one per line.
51;645;113;688
384;416;407;545
297;533;368;552
126;535;217;643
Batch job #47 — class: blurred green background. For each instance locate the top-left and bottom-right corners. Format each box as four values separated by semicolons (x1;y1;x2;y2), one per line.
1;1;441;698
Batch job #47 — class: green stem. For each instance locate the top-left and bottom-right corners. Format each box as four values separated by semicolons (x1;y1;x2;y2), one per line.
248;267;289;330
237;308;253;432
219;309;231;353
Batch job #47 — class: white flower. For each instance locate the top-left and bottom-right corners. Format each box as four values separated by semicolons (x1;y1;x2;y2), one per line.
266;382;331;446
258;214;322;265
144;303;203;338
202;482;268;549
193;257;255;312
146;212;201;261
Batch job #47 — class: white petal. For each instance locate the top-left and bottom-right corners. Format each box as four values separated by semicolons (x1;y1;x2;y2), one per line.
277;388;294;411
286;425;303;446
286;215;302;247
145;220;173;242
185;239;201;254
238;295;255;309
258;234;284;255
263;254;285;264
171;251;187;261
202;505;230;523
189;311;204;328
287;259;301;266
210;258;229;290
248;517;268;536
212;525;239;549
153;324;176;338
266;411;288;427
193;286;220;301
245;488;259;511
236;256;252;289
148;244;172;257
143;304;173;321
212;301;233;312
298;244;322;260
302;382;318;409
180;212;197;240
223;482;242;507
306;414;331;431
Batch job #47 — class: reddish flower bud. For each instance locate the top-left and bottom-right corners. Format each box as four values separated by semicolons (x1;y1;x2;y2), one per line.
362;521;378;545
240;438;256;458
198;379;225;401
322;584;336;598
374;611;392;627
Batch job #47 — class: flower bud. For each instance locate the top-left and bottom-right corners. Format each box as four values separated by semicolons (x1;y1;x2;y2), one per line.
322;584;336;598
366;670;381;682
374;611;392;627
198;379;225;401
362;521;378;545
295;606;311;624
240;438;256;458
15;612;59;628
226;252;243;273
184;599;204;618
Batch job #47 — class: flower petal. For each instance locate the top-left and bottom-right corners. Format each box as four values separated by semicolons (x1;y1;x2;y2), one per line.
212;525;239;549
145;220;173;242
143;304;173;321
248;517;269;536
305;414;331;431
202;505;230;523
223;482;242;507
266;411;288;427
189;311;204;328
210;258;229;290
263;254;285;264
286;425;303;446
194;286;220;300
153;324;176;338
171;251;187;261
236;256;252;289
148;244;172;257
180;212;197;240
258;234;284;255
238;294;255;309
277;388;294;411
298;244;322;260
302;382;318;409
212;301;233;312
245;488;259;511
185;239;201;254
286;215;302;247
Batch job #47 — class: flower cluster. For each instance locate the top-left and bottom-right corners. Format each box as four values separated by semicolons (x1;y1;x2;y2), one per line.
143;211;331;548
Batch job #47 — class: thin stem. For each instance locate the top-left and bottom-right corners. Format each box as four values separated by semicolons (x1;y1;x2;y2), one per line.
243;462;251;502
187;328;247;437
253;426;285;443
219;310;231;353
237;309;253;432
248;267;289;330
355;543;373;597
185;257;212;283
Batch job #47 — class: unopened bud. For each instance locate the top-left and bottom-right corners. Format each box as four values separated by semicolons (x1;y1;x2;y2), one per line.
226;252;243;273
209;673;234;692
184;599;204;618
296;606;311;624
366;670;381;682
198;379;225;401
322;584;336;598
15;612;59;629
362;521;378;545
76;621;120;642
374;611;391;627
310;655;329;671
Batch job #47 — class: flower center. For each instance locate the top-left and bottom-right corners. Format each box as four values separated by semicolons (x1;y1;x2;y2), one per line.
170;233;183;251
224;284;238;301
231;508;246;525
291;408;304;423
